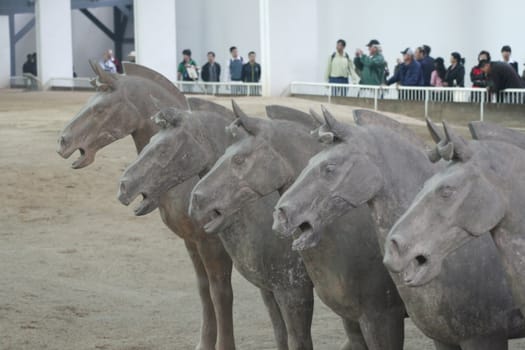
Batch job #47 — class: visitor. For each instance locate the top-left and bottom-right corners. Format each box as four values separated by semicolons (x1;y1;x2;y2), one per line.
479;60;525;96
108;49;122;74
430;57;446;87
228;46;244;95
501;45;518;73
22;54;33;75
354;39;385;86
201;51;221;94
415;46;434;86
470;51;491;88
241;51;261;95
99;51;116;74
177;49;198;93
326;39;360;96
444;52;465;87
386;48;423;86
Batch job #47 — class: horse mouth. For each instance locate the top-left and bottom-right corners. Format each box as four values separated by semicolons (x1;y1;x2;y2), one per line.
292;222;321;251
203;209;226;234
133;193;157;216
71;148;94;169
402;254;430;287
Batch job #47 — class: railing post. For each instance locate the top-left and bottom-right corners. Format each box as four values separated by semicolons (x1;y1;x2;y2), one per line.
424;89;429;118
480;90;485;121
374;87;378;111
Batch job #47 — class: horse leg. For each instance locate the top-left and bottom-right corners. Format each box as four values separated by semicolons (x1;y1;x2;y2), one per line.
358;307;405;350
433;341;461;350
260;289;288;350
197;238;235;350
460;333;508;350
184;240;217;350
273;286;314;350
340;318;368;350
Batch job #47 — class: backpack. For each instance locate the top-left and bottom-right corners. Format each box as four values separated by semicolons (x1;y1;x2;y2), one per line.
331;52;350;62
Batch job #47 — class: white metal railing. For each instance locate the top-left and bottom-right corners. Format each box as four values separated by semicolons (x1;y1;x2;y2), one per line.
47;77;93;90
10;74;40;90
290;82;525;121
173;81;263;97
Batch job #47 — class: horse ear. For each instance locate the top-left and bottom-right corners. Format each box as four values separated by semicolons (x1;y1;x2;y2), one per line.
309;108;323;126
89;60;99;75
321;105;351;140
232;100;261;135
232;100;248;119
442;121;472;162
426;118;444;144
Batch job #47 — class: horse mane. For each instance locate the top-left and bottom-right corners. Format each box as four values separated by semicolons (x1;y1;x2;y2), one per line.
122;62;188;110
187;98;235;121
353;109;428;150
266;105;321;130
469;121;525;151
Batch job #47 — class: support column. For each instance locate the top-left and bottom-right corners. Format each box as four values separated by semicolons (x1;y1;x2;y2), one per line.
0;16;10;88
134;0;176;81
259;0;319;96
35;0;73;88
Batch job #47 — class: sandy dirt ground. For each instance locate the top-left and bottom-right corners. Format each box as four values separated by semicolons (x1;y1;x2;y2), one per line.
1;90;524;350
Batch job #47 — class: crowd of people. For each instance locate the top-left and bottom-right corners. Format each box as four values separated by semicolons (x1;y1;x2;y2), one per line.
94;39;525;99
176;46;261;85
325;39;525;96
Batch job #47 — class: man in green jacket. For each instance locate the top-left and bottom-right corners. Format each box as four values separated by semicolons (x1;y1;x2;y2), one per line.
354;39;386;85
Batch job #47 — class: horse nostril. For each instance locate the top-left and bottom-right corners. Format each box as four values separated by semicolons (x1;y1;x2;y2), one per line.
277;207;288;224
119;180;127;194
192;191;205;208
59;136;66;146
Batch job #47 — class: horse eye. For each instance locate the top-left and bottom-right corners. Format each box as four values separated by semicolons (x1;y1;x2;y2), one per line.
323;164;336;175
233;155;244;165
439;186;456;198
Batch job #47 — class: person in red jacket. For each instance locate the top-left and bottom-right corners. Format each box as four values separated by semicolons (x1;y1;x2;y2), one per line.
470;51;491;88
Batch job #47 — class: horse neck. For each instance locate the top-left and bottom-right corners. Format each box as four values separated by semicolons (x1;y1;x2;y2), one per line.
191;112;233;172
366;129;436;236
123;77;177;154
131;121;158;153
272;124;324;188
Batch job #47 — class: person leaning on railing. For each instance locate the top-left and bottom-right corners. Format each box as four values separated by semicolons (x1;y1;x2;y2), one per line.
479;60;525;95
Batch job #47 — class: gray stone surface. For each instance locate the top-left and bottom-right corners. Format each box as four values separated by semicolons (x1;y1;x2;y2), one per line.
189;106;406;350
274;107;525;350
384;119;525;319
57;63;236;350
117;101;315;350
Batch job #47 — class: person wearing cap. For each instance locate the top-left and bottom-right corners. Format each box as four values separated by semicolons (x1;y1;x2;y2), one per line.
326;39;360;96
354;39;386;85
386;48;423;86
501;45;518;73
415;46;434;86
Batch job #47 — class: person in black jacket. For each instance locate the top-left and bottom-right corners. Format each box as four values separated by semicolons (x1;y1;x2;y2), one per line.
480;60;525;95
241;51;261;95
201;51;221;82
501;45;518;73
444;52;465;87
